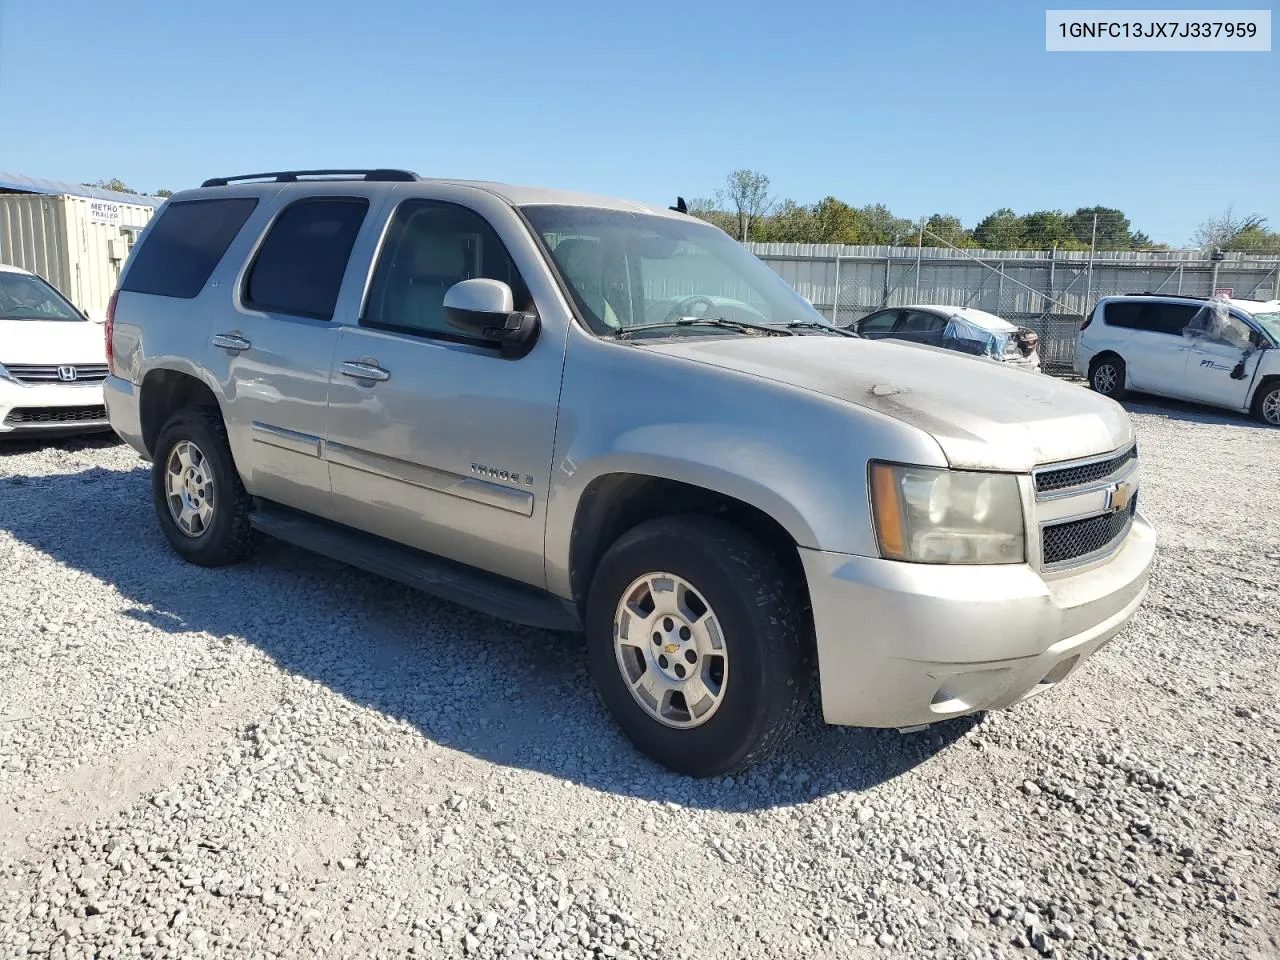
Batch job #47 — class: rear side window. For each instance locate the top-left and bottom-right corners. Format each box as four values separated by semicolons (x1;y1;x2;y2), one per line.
121;198;257;299
1103;301;1198;336
245;198;369;320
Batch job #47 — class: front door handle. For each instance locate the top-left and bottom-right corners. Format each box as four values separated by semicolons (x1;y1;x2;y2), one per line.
339;360;391;383
212;333;252;352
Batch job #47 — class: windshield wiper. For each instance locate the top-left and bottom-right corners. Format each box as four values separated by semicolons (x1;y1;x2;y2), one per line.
615;317;794;339
782;321;859;337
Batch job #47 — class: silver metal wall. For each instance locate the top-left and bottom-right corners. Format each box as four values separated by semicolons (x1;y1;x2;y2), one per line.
749;242;1280;372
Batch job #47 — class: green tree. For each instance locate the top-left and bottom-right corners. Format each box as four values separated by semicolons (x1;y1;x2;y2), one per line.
972;208;1026;249
1067;206;1134;249
1020;210;1076;248
923;214;972;247
811;197;863;243
84;178;135;194
719;169;775;241
153;188;174;199
760;199;820;242
855;203;915;245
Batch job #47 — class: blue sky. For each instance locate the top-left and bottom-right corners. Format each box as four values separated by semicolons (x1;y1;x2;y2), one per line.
0;0;1274;245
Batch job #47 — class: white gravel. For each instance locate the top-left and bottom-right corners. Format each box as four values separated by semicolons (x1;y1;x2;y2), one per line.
1;400;1277;960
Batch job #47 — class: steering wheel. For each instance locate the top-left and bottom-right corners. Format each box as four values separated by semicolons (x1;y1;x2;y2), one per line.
663;295;717;325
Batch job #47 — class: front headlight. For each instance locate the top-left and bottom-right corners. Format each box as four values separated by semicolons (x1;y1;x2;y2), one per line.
869;462;1025;564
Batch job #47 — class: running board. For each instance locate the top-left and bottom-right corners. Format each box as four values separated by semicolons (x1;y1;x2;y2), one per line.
249;505;580;632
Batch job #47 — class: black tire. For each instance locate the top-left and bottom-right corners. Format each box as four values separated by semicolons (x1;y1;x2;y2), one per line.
1252;380;1280;427
151;406;254;567
1089;354;1127;400
585;515;811;777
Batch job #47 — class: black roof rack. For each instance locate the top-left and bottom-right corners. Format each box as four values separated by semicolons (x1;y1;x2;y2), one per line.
201;169;419;188
1122;292;1212;300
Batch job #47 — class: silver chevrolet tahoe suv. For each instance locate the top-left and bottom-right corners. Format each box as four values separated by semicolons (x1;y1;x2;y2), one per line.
104;169;1155;776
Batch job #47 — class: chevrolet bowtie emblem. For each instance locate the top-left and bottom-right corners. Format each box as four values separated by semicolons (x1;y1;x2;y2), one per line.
1106;480;1135;513
663;643;679;654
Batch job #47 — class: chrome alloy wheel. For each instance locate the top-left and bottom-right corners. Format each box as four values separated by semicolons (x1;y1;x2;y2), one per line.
164;440;215;537
612;573;729;729
1093;363;1119;394
1263;388;1280;425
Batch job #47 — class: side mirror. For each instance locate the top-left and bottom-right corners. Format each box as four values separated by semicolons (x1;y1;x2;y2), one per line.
443;278;539;359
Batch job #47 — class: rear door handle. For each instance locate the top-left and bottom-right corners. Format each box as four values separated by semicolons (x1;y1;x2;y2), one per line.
212;333;252;352
339;360;390;382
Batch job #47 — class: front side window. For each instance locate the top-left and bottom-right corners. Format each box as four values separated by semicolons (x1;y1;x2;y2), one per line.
857;310;899;333
522;204;824;338
898;311;945;334
362;200;530;339
245;198;369;320
0;272;82;321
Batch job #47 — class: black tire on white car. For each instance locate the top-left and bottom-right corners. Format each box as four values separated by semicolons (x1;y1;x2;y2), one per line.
1089;355;1127;400
585;515;811;777
151;407;255;566
1252;380;1280;426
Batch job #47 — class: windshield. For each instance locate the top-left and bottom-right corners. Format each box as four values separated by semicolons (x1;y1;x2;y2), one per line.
1251;311;1280;343
0;271;82;322
522;205;827;338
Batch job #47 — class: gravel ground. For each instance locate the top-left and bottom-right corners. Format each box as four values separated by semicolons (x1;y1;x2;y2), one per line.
0;399;1277;960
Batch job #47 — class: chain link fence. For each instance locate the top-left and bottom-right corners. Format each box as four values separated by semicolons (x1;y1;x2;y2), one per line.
749;242;1280;376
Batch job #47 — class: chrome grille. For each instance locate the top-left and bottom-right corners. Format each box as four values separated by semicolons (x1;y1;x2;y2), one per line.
1035;445;1136;495
4;405;108;425
2;363;110;384
1042;498;1137;566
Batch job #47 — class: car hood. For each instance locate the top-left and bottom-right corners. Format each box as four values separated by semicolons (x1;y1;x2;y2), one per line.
0;319;107;365
642;335;1132;471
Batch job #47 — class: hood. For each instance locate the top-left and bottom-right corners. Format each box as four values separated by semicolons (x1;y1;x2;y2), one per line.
0;319;107;365
642;335;1132;472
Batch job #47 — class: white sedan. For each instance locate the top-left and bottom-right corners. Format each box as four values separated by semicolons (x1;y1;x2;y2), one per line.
0;264;111;437
852;304;1042;372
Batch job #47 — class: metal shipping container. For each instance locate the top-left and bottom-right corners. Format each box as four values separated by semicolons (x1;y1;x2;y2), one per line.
0;177;161;318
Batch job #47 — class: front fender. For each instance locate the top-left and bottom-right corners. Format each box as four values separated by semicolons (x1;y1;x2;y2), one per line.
542;334;947;599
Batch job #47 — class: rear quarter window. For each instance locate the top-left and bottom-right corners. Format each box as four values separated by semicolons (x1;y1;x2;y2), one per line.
1103;301;1198;336
121;198;258;299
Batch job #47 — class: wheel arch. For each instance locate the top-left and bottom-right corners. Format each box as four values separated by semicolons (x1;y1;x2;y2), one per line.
1251;374;1280;422
565;471;810;616
139;366;223;458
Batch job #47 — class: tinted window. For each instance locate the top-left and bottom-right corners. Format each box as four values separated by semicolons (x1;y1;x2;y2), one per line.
122;198;257;299
362;200;529;339
245;198;369;320
858;310;898;333
1103;301;1198;336
897;311;945;334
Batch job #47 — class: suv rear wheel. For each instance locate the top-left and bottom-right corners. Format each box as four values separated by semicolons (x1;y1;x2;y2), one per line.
585;515;810;776
151;407;254;566
1089;355;1127;400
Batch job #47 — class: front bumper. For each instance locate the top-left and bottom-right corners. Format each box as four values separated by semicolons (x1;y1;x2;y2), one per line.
0;380;110;436
801;514;1155;728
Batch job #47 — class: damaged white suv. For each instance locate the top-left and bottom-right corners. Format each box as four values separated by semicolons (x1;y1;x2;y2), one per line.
106;170;1155;775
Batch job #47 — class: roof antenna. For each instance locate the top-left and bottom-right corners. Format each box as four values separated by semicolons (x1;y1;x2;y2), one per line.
669;196;688;214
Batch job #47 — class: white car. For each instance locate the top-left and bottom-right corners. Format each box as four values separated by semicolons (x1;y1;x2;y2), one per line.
1075;293;1280;426
852;305;1042;372
0;264;111;437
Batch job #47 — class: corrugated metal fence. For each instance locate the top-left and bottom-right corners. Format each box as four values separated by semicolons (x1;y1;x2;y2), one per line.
748;242;1280;374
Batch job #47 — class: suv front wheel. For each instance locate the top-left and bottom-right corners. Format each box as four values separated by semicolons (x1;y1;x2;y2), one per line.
1254;381;1280;426
151;407;254;566
586;515;811;776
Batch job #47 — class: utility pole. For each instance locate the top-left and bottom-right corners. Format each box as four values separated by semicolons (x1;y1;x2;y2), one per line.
914;218;925;301
1082;213;1098;320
